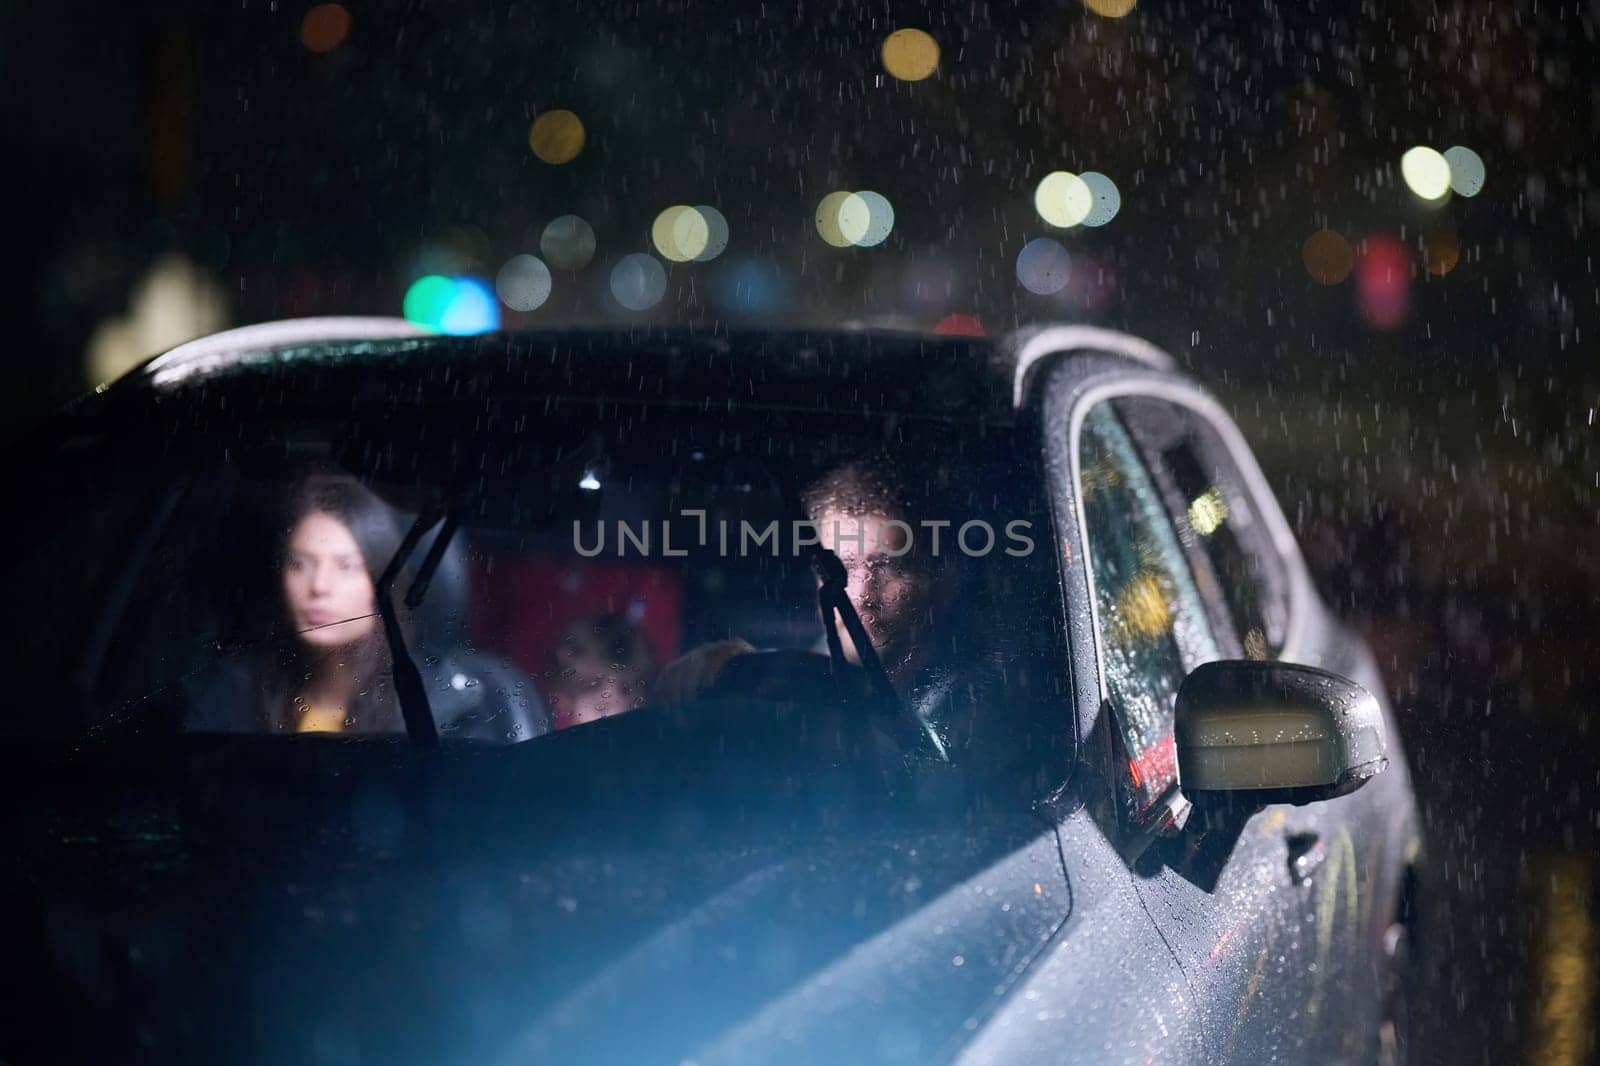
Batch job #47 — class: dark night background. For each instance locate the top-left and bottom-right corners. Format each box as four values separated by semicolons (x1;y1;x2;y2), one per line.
3;0;1597;1060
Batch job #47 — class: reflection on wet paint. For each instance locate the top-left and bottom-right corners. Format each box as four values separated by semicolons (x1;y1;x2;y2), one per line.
1530;853;1594;1066
1307;827;1357;1022
1222;928;1275;1060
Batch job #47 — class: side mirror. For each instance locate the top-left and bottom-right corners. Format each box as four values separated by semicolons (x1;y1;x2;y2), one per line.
1175;660;1388;807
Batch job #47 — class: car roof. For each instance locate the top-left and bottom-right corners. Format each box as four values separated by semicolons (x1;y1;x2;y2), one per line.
125;318;1179;422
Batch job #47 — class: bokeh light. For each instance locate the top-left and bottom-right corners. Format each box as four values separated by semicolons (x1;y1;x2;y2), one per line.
881;29;939;82
440;278;499;334
815;191;855;248
300;3;351;53
1400;146;1451;201
836;195;873;246
1423;227;1461;277
403;275;456;325
692;205;729;261
610;253;667;311
1356;234;1411;330
86;254;230;388
404;275;500;334
1059;252;1118;311
1083;0;1137;17
540;215;597;270
1035;171;1093;228
1444;146;1486;197
1078;172;1121;227
848;192;894;246
933;313;984;337
711;258;789;313
495;254;553;311
816;191;893;248
1302;228;1355;285
652;205;714;263
1016;238;1072;295
529;110;586;165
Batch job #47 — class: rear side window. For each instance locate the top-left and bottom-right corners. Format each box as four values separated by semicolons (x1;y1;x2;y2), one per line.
1115;397;1290;659
1077;403;1220;818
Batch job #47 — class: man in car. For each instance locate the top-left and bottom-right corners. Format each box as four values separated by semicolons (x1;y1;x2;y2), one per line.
656;457;1007;759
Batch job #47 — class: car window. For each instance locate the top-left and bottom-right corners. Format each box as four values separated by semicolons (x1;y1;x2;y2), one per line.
1077;403;1220;819
6;384;1067;771
1114;397;1290;659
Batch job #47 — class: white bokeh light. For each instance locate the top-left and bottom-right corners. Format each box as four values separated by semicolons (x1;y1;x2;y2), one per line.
851;191;894;246
1078;172;1121;227
1034;171;1094;228
495;254;553;311
1400;147;1452;201
693;205;730;261
1016;238;1072;295
610;253;667;311
1443;146;1486;197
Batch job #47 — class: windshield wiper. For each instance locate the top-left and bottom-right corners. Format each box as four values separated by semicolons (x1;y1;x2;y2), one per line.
810;546;946;760
376;505;461;747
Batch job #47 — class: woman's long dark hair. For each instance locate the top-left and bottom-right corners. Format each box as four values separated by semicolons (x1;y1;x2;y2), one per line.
255;473;407;733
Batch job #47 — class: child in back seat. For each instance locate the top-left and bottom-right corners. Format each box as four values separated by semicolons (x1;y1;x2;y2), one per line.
543;612;657;730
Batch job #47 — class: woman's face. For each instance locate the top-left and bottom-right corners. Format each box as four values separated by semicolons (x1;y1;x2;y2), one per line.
282;510;377;649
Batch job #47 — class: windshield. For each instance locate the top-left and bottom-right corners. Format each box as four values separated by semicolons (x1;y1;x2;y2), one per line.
11;377;1065;764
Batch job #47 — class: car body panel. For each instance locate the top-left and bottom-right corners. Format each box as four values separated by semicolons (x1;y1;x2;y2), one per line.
1025;337;1419;1064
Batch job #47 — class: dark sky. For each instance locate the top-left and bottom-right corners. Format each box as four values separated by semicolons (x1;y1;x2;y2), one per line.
5;0;1597;538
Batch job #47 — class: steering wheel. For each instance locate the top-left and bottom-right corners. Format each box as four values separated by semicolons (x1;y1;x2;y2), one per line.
708;650;948;761
708;650;864;705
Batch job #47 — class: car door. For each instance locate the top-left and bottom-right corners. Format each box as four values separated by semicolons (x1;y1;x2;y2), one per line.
1107;389;1391;1062
1025;352;1361;1064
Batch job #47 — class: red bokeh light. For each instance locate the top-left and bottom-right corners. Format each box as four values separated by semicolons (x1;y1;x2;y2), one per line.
1355;233;1412;330
933;313;984;337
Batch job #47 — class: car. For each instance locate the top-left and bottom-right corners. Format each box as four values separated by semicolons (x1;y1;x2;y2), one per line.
0;319;1420;1064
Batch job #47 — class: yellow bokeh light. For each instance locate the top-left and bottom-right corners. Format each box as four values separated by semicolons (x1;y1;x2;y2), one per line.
1117;572;1173;642
1083;0;1137;17
1035;171;1093;228
815;191;895;248
881;29;939;82
815;191;855;248
1187;487;1229;536
529;110;585;165
1400;146;1451;201
652;205;711;263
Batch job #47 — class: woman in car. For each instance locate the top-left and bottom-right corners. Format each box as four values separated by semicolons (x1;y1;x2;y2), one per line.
184;473;549;741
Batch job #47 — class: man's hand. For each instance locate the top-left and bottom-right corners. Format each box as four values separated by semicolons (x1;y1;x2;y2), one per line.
652;638;757;705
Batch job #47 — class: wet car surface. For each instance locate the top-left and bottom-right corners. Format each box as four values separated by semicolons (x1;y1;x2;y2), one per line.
0;322;1419;1064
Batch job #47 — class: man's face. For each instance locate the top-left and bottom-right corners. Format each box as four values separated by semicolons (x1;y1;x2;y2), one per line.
815;508;933;667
